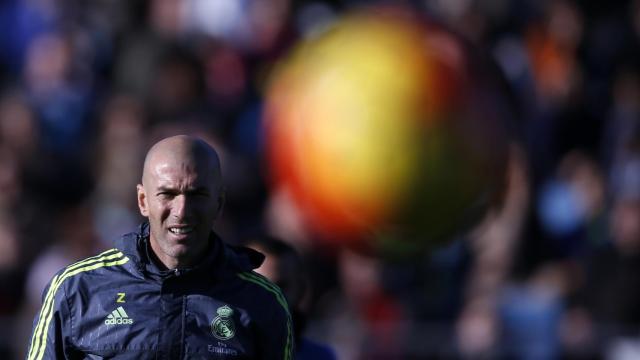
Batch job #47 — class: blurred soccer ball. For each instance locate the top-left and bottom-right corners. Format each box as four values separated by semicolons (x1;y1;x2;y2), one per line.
264;8;511;256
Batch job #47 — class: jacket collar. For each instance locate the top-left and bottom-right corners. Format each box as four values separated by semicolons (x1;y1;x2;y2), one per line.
115;222;265;281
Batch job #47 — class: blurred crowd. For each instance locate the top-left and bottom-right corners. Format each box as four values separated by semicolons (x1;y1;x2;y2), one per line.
0;0;639;359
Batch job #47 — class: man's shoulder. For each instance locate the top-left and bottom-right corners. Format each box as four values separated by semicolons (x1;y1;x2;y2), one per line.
234;271;290;313
53;248;132;285
38;248;132;305
218;244;288;313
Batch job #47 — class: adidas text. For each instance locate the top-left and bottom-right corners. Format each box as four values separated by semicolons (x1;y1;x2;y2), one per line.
105;306;133;325
105;318;133;325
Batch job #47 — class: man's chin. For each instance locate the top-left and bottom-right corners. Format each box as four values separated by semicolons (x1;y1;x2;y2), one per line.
167;243;191;257
165;241;207;264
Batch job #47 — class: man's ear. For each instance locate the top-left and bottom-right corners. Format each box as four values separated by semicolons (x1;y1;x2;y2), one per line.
137;184;149;217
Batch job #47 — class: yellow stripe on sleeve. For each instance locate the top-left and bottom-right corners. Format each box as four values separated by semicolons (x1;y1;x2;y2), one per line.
27;249;129;360
27;248;119;359
237;272;294;360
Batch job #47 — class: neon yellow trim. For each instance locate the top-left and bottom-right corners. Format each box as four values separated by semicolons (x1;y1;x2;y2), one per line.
28;248;119;360
237;272;289;314
28;250;128;360
237;272;294;360
34;255;130;360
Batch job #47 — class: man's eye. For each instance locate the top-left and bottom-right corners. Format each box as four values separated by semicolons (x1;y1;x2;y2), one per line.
187;191;209;198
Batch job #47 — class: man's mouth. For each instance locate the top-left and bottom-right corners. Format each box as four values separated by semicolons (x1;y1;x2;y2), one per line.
169;226;195;235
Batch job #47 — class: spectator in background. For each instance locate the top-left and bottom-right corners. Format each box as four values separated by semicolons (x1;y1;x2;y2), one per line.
457;145;531;358
91;94;146;248
247;235;336;360
0;93;39;166
311;248;408;359
562;152;640;358
23;32;93;159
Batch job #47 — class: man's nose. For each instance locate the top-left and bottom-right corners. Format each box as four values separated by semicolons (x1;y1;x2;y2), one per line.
172;194;192;219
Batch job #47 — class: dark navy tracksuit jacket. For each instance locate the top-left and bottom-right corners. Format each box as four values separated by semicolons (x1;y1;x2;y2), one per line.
26;223;294;359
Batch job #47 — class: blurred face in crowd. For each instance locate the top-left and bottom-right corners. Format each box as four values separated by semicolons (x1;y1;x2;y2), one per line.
137;135;224;269
611;199;640;253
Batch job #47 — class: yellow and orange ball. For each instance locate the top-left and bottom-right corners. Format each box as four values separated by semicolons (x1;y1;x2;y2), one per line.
263;8;511;256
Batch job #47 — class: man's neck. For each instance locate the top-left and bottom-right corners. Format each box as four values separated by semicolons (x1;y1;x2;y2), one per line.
145;239;174;270
147;236;210;270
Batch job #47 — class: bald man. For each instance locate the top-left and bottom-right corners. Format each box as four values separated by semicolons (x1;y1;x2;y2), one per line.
27;136;294;359
138;136;225;270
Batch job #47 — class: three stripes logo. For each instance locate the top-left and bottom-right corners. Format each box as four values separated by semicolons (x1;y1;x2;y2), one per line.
104;306;133;325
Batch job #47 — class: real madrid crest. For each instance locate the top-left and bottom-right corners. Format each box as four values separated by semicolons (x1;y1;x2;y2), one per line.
211;305;235;340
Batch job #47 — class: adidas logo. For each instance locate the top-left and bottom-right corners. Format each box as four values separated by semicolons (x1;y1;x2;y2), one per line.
104;306;133;325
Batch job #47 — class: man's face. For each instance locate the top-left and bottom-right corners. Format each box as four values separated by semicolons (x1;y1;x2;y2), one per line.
137;155;222;268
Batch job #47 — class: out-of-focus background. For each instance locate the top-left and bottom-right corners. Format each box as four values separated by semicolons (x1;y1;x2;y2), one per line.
0;0;639;359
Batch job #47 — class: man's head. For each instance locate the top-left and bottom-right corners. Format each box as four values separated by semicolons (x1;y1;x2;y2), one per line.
247;237;308;311
137;135;224;269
